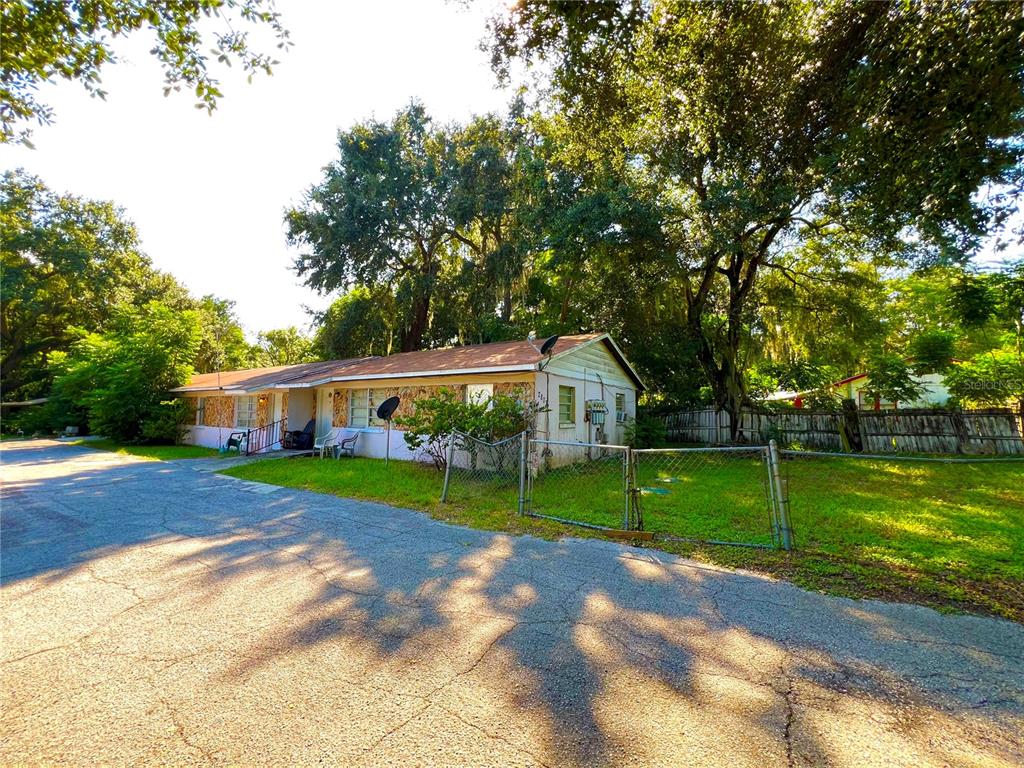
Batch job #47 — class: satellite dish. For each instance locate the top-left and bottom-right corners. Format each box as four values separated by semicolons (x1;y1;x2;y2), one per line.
376;396;401;466
376;396;401;421
539;335;559;356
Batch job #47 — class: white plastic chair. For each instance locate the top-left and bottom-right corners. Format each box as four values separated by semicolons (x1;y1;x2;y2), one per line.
313;427;340;459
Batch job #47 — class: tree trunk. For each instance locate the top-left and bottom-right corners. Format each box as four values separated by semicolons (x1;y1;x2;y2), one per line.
400;292;431;352
501;283;513;324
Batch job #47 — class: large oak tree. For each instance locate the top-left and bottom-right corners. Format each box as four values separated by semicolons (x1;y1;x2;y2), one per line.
489;0;1024;435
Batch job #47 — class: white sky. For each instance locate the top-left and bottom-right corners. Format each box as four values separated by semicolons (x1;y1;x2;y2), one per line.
2;0;510;339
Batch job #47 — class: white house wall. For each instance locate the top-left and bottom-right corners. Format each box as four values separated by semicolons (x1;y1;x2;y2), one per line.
537;341;637;445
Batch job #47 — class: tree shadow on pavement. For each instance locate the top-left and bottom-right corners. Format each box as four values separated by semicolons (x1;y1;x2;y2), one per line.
2;439;1023;767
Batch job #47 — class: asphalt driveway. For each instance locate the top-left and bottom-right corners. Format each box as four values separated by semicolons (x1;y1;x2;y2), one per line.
2;439;1022;766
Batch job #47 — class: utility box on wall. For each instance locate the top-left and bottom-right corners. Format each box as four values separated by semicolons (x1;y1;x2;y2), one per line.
585;399;608;425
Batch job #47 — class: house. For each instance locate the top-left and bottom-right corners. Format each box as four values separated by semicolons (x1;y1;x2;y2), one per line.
171;333;644;458
831;370;951;410
770;368;951;409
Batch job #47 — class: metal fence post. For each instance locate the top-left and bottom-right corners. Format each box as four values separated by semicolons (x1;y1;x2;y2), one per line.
628;449;642;531
622;448;631;530
517;431;528;516
440;430;456;503
767;440;794;550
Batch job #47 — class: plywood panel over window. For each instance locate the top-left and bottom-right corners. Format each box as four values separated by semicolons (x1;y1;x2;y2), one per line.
494;382;535;403
332;389;349;427
203;396;234;428
256;394;272;428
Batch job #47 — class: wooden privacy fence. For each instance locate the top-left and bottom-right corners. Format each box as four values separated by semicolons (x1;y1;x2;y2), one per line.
660;407;1024;455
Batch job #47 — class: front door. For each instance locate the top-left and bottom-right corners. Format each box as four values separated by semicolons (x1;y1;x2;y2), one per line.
316;389;333;437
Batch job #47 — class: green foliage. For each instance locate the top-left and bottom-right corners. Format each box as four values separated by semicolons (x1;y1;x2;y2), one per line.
251;327;314;367
909;329;956;375
193;295;258;373
945;348;1024;410
287;103;460;353
488;0;1024;435
50;302;201;443
950;275;998;328
314;286;396;359
1;0;290;144
1;170;191;400
862;354;928;406
397;389;541;469
622;414;666;449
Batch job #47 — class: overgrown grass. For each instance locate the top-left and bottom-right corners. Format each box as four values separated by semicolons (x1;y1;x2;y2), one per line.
221;454;1024;621
74;439;221;460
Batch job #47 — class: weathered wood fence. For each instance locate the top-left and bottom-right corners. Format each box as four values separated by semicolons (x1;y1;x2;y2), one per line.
659;407;1024;455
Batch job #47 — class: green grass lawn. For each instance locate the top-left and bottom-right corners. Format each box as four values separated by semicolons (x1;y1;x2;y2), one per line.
222;454;1024;621
74;439;221;460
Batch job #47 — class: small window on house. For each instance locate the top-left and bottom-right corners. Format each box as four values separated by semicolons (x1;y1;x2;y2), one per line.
615;393;626;423
196;397;206;426
367;389;386;427
348;389;387;428
349;389;369;428
236;396;258;428
466;383;493;406
558;385;576;427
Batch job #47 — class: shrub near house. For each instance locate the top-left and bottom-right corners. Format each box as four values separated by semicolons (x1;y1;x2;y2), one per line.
397;388;544;469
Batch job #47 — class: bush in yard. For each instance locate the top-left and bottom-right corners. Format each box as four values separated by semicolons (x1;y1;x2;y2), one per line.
398;388;543;470
49;302;201;443
623;413;666;449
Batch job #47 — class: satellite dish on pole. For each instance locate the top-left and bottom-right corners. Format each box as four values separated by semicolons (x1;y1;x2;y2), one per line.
538;335;559;370
377;396;401;465
376;396;400;422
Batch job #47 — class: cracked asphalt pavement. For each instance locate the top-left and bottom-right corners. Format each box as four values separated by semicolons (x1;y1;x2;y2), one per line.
2;439;1023;766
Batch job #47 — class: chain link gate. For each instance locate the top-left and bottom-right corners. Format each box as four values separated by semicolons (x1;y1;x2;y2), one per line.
441;431;795;549
524;439;632;530
440;431;525;511
631;445;790;548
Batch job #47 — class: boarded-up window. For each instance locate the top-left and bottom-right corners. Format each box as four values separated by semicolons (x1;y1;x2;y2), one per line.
203;396;234;427
558;385;575;426
197;397;206;425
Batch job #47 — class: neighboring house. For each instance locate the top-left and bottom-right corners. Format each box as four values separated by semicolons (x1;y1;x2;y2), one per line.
171;333;644;458
770;369;951;409
832;370;950;410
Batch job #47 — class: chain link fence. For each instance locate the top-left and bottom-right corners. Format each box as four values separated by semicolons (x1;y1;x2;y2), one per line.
632;446;784;548
778;448;1024;553
439;434;798;550
440;431;525;510
525;439;631;530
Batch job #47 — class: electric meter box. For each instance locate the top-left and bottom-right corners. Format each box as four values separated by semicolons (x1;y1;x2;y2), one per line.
585;399;608;425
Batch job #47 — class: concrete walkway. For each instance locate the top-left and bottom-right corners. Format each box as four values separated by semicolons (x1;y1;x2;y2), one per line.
2;439;1022;766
